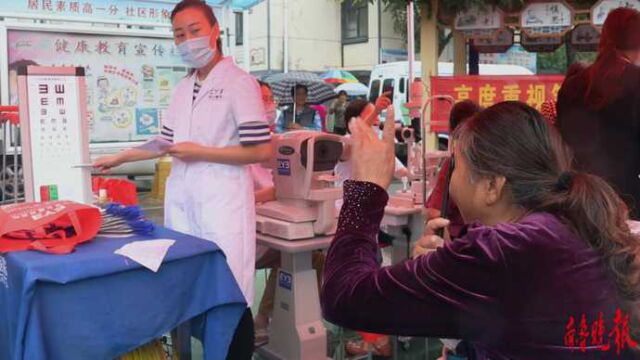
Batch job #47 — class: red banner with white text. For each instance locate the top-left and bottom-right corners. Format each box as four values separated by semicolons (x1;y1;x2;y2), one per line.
430;75;564;132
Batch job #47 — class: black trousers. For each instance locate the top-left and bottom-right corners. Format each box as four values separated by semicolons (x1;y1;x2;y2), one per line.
226;308;254;360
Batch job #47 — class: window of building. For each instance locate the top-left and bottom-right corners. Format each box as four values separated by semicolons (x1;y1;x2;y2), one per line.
342;0;368;44
235;12;243;46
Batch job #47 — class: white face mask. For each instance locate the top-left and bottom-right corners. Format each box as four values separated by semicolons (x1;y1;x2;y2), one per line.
177;35;215;69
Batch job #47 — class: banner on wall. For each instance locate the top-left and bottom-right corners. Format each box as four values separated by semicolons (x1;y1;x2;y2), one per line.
430;75;564;132
0;0;226;25
0;0;176;24
7;30;189;143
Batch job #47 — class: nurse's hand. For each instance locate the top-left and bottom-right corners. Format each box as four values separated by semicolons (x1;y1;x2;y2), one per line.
93;154;124;172
167;142;207;161
349;105;395;190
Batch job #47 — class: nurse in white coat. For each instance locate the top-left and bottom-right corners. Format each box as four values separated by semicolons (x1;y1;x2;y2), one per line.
94;1;271;358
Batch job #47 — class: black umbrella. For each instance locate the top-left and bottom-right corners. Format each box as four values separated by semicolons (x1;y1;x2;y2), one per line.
263;71;337;105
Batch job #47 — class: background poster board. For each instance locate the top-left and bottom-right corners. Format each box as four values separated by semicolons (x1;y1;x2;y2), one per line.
7;29;188;143
17;66;92;203
430;75;564;132
0;0;225;26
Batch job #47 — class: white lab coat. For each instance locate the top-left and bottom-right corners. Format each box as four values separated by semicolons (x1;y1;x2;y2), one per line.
249;164;274;261
163;57;266;305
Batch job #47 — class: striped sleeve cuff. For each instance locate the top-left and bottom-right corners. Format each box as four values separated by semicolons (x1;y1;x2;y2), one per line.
160;125;174;142
239;123;271;145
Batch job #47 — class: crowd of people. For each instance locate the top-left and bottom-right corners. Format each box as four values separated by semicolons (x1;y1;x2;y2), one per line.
92;0;640;358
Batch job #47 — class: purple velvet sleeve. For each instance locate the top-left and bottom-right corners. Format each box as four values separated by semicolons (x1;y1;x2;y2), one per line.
321;180;508;339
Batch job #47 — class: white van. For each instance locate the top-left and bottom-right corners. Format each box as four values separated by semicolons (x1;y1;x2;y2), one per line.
368;61;534;124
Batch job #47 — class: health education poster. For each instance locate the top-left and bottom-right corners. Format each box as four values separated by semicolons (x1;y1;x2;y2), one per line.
8;30;189;143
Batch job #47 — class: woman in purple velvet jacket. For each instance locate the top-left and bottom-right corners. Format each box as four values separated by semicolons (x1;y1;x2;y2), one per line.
321;101;640;359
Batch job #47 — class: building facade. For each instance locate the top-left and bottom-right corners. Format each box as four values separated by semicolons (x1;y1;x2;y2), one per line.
229;0;406;75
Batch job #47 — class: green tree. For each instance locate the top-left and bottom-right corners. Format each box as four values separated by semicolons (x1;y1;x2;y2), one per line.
538;45;596;74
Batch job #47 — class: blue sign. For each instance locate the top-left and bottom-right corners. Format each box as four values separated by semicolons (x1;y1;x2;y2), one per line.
135;108;159;135
277;158;291;176
278;271;292;290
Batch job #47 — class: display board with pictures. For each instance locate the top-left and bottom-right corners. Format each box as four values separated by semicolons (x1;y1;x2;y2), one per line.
520;1;574;37
7;29;189;143
473;28;514;53
570;24;600;52
591;0;640;26
454;5;504;40
17;66;92;203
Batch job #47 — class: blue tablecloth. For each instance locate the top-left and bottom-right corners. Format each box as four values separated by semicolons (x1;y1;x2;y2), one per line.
0;227;247;360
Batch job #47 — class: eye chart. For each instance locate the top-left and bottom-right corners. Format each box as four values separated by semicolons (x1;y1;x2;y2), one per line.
17;66;92;204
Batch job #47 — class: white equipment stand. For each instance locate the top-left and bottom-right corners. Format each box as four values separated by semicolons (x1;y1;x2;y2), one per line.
382;204;424;264
256;233;333;360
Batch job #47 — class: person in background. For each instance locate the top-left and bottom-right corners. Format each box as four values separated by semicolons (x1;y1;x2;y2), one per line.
335;95;408;187
425;100;481;239
322;101;639;359
257;80;278;133
329;90;349;135
249;87;323;344
333;96;405;358
250;164;279;347
276;84;322;133
310;103;328;132
557;7;640;219
250;174;326;347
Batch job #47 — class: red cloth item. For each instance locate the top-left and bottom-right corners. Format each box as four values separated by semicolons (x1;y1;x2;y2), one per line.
0;201;101;254
92;177;138;206
425;158;465;238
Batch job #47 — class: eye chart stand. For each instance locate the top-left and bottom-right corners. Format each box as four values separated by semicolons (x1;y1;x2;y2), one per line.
17;66;92;204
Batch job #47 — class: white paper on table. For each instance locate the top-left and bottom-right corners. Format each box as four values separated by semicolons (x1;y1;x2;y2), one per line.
114;239;175;272
134;137;173;153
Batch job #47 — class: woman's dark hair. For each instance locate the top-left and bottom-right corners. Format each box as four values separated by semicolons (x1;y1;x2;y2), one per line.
454;101;640;341
338;90;348;97
449;100;481;132
344;99;369;133
583;7;640;110
171;0;223;52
